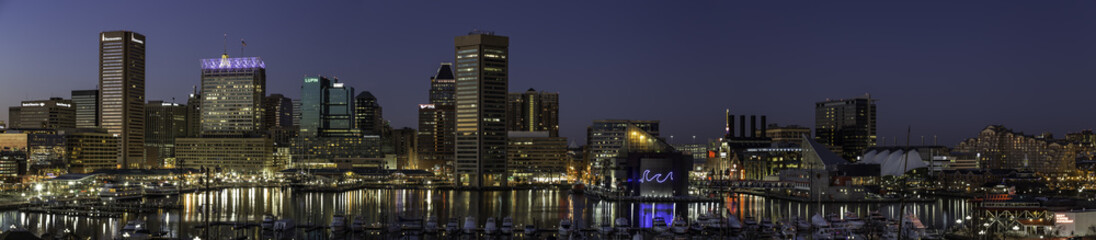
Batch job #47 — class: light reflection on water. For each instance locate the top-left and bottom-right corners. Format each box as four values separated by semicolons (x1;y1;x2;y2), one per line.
0;188;970;239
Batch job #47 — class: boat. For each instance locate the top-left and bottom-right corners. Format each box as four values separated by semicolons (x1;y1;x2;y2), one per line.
261;215;277;230
274;219;295;232
795;217;811;230
813;227;837;240
844;212;865;230
352;216;367;232
445;218;460;234
463;216;476;234
744;216;759;229
120;220;151;240
331;214;347;230
524;223;537;236
398;216;423;231
671;217;688;234
143;182;179;196
484;217;498;235
811;213;830;228
726;215;743;230
652;217;669;233
100;182;142;201
615;217;631;234
692;214;708;232
500;217;513;234
558;218;573;237
424;216;439;233
598;222;613;235
761;218;775;229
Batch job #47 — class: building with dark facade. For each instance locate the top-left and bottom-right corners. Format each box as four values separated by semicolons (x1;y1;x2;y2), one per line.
587;119;659;189
99;31;146;169
264;94;294;129
145;101;187;168
454;32;509;187
506;89;559;137
417;63;457;174
65;128;119;173
355;92;383;136
8;98;75;130
72;90;99;129
815;94;876;161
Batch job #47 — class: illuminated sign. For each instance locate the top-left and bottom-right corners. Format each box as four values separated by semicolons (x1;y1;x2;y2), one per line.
304;78;319;83
333;83;344;88
21;103;44;107
1056;213;1074;224
131;35;143;44
639;170;673;183
56;103;71;107
419;104;435;109
101;34;122;42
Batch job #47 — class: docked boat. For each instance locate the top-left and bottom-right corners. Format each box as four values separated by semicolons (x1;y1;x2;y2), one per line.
261;215;277;230
500;217;513;234
652;217;669;233
844;211;865;230
726;215;743;230
524;223;537;236
692;214;708;232
143;182;179;196
795;217;811;230
813;227;838;240
671;217;688;234
615;217;631;234
120;220;151;239
425;216;439;233
811;213;830;228
462;216;476;234
352;216;367;232
445;218;460;234
558;218;573;237
274;219;295;232
331;214;347;230
744;216;759;230
484;217;498;235
100;182;142;201
598;222;613;235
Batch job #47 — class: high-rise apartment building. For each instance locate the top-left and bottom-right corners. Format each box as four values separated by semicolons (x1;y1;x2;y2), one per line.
507;89;559;137
8;98;75;130
199;55;266;137
72;90;100;129
99;31;146;169
417;63;457;173
354;92;383;135
815;94;876;161
955;125;1077;174
454;32;509;187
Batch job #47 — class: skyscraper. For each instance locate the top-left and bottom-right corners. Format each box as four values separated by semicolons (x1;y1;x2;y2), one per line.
263;94;293;129
99;31;146;168
454;32;509;187
300;76;358;137
185;88;201;137
506;88;559;137
354;92;383;135
7;98;75;130
145;100;187;168
72;90;100;129
814;94;876;161
199;55;266;137
417;63;457;172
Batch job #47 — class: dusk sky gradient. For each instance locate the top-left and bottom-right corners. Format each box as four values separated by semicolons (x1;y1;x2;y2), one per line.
2;1;1096;146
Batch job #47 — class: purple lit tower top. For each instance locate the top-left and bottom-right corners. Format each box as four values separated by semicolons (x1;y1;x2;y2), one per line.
200;57;265;70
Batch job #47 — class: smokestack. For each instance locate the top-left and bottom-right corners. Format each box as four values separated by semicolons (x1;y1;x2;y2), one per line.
761;116;767;138
750;115;757;138
728;114;735;137
739;115;746;138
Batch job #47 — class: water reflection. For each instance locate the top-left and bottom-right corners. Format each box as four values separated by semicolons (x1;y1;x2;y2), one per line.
0;188;971;238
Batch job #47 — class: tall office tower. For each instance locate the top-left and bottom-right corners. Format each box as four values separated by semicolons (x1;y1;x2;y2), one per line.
291;99;302;127
72;90;100;128
814;94;876;161
354;92;383;135
99;31;146;169
417;63;457;172
264;94;294;128
145;100;187;168
300;76;358;137
8;98;76;129
185;88;201;137
199;55;266;137
454;31;509;187
587;119;660;189
506;88;559;137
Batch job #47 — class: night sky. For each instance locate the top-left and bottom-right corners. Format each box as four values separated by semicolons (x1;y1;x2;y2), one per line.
2;1;1095;146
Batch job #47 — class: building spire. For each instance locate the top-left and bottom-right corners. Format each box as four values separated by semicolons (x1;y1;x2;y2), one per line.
222;33;229;59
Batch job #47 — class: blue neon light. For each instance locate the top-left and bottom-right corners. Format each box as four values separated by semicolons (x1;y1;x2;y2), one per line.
639;170;673;183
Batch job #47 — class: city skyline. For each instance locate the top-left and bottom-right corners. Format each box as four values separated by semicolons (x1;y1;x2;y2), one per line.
3;1;1096;146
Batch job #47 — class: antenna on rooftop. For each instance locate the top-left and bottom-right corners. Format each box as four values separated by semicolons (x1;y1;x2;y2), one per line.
222;34;228;58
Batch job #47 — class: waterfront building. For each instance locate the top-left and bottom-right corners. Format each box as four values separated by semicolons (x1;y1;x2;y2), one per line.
587;119;659;189
0;129;68;176
293;76;379;168
954;125;1077;174
777;136;873;201
145;101;187;168
0;149;26;183
7;98;75;130
671;143;711;167
858;146;948;176
712;111;773;180
616;125;690;197
507;131;567;183
454;31;509;187
814;94;876;161
99;31;146;169
417;63;457;174
741;147;802;180
185;88;201;137
71;90;99;128
354;92;384;135
176;137;274;171
506;89;559;137
65;128;119;173
388;127;417;169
